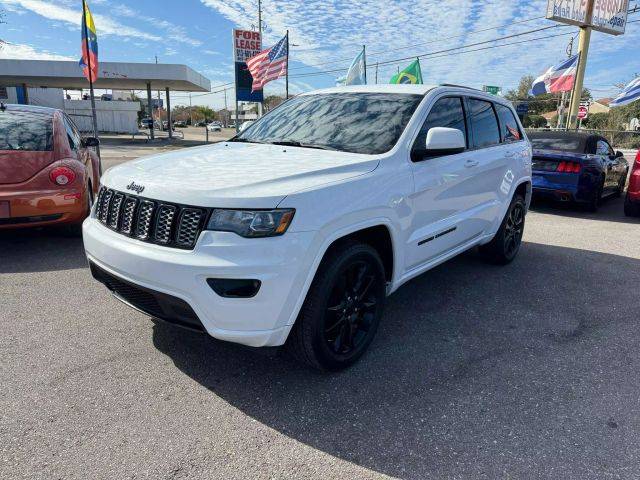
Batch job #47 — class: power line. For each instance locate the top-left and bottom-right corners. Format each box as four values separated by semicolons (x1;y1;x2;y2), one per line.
290;27;574;79
287;15;547;73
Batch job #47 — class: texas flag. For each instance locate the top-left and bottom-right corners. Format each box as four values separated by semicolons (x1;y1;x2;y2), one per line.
529;54;579;96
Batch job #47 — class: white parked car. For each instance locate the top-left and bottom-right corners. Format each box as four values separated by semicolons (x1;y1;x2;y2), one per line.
206;122;222;132
84;85;532;371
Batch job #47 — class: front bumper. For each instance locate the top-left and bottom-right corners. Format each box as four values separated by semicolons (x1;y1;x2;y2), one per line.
83;217;317;347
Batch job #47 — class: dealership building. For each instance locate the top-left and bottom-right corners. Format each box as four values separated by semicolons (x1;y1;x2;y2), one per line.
0;59;211;136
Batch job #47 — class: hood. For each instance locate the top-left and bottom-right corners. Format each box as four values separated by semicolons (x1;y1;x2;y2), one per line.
102;142;380;208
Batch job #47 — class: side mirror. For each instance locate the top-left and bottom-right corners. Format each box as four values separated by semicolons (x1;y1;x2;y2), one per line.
82;137;100;148
615;150;624;158
424;127;466;156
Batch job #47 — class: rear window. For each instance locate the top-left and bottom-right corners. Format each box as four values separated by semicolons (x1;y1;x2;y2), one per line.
495;104;522;143
0;110;53;151
529;135;584;153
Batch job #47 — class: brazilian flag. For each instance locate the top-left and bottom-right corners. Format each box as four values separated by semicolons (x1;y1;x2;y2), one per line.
390;59;423;85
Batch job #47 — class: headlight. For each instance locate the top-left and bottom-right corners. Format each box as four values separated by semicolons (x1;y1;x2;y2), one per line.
206;209;295;238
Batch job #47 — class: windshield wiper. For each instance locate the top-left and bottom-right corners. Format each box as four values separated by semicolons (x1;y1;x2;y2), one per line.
228;137;268;144
269;140;335;151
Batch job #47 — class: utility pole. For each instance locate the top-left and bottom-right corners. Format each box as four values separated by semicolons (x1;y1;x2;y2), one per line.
557;36;574;129
375;62;378;84
285;30;289;99
362;45;367;85
188;93;193;126
567;0;594;129
257;0;263;118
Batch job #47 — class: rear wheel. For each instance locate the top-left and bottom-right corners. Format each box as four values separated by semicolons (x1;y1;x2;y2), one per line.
286;242;386;371
59;186;93;237
614;172;627;198
480;194;526;265
586;179;604;212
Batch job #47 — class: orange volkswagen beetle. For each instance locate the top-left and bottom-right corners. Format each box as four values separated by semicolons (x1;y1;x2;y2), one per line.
0;104;100;234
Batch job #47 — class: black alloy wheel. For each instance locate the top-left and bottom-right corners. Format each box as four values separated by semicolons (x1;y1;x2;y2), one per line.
324;260;379;355
286;242;386;371
503;201;525;259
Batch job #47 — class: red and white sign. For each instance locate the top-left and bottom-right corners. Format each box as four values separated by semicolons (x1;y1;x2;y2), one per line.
233;29;262;62
578;105;589;120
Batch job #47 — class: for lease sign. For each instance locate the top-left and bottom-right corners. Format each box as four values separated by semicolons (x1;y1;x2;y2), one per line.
546;0;629;35
233;29;262;62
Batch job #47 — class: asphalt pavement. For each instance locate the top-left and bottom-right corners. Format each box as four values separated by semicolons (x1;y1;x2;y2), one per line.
1;165;640;479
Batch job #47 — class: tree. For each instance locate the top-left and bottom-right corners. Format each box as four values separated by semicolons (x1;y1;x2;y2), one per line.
264;95;285;111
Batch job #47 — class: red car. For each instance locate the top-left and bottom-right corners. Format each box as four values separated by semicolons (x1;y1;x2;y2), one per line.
624;150;640;217
0;104;100;234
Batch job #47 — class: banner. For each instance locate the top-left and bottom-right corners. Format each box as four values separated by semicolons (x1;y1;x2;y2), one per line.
233;29;264;102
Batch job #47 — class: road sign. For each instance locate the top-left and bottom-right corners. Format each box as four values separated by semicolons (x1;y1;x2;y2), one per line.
483;85;501;95
578;105;588;120
546;0;630;35
233;29;264;103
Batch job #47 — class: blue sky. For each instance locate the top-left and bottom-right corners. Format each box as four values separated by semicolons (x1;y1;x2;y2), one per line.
0;0;639;108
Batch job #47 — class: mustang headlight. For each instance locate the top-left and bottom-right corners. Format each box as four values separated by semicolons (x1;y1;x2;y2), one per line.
206;209;295;238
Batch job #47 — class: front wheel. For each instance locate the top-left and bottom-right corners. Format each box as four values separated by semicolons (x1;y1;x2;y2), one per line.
286;242;386;371
480;194;526;265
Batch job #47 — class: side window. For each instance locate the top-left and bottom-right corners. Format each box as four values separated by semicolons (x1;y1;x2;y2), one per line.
467;98;501;149
596;140;610;156
495;104;522;143
62;115;81;151
413;97;467;156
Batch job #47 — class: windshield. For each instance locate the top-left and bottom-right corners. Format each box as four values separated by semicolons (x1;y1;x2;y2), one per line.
0;110;53;151
234;93;424;154
529;135;584;153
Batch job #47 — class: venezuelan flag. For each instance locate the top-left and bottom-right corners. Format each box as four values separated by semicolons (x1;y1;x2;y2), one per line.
79;0;98;82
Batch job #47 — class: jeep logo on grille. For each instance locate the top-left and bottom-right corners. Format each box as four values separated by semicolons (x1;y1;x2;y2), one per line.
126;182;145;194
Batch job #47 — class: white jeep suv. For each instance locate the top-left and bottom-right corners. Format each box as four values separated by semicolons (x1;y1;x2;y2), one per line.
84;85;532;370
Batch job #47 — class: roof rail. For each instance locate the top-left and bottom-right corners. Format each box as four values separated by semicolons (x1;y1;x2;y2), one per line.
439;84;482;92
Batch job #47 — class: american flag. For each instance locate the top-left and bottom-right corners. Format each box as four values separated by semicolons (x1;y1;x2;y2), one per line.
246;34;288;92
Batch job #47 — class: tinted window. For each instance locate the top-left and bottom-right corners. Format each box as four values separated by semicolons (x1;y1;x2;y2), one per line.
530;135;584;153
467;99;501;148
63;115;81;150
495;104;522;143
235;93;423;155
414;97;467;153
0;110;53;151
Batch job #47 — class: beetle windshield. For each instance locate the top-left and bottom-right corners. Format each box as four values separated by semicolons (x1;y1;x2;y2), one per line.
233;93;424;154
0;110;53;151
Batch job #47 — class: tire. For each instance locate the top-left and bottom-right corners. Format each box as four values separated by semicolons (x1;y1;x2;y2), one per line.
480;194;526;265
614;172;627;198
286;241;387;371
625;193;640;217
586;179;604;213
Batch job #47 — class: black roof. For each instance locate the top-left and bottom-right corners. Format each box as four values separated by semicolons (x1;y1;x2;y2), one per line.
527;130;595;141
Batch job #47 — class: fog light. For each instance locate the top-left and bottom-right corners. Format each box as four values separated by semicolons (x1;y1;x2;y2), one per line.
207;278;261;298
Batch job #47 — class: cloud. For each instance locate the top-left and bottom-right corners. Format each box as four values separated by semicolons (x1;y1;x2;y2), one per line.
111;3;203;47
1;0;161;41
200;0;640;93
0;41;74;60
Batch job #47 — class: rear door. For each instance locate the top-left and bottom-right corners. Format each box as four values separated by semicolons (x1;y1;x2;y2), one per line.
406;96;486;270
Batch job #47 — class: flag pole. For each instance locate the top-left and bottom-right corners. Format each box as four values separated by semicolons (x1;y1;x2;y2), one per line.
362;45;367;85
81;0;101;172
285;30;289;99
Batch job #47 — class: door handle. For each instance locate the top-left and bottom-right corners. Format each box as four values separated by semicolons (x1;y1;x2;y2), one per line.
465;159;479;168
504;151;516;158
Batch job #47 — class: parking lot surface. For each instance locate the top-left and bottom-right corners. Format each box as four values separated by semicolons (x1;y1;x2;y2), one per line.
1;153;639;479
